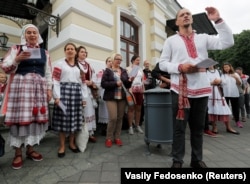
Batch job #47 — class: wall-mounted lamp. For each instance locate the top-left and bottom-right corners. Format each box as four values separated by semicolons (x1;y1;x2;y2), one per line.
0;33;9;49
23;3;60;37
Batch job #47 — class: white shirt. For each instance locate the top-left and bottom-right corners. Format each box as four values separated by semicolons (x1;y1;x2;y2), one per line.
159;22;234;98
221;73;241;97
52;60;87;99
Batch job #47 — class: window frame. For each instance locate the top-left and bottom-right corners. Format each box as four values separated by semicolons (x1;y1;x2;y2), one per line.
120;17;139;66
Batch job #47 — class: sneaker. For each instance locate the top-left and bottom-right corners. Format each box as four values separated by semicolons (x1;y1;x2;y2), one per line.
136;126;144;134
190;161;208;168
128;127;134;135
105;139;112;148
115;139;123;146
171;161;182;168
236;121;243;128
204;130;217;138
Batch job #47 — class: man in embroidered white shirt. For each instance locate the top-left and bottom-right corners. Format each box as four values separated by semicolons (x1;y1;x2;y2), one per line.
159;7;234;168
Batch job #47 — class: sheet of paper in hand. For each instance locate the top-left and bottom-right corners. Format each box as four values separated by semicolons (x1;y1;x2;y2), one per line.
58;101;67;115
27;48;41;59
129;65;140;77
195;58;218;68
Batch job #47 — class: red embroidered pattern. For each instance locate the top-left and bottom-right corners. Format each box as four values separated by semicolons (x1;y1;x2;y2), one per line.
176;73;190;120
52;67;62;81
171;83;212;96
79;61;92;80
212;86;225;106
208;114;229;122
180;33;197;58
2;65;17;73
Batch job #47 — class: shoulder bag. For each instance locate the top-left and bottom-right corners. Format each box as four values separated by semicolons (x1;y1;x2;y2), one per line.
122;83;135;106
75;121;89;152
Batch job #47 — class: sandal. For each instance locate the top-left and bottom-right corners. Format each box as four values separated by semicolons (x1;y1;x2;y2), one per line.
26;150;43;161
12;154;23;170
89;136;97;143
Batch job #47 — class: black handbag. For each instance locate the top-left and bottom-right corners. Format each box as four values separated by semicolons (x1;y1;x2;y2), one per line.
0;134;5;157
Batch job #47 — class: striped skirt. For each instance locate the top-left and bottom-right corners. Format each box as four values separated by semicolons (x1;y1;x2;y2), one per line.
52;82;83;133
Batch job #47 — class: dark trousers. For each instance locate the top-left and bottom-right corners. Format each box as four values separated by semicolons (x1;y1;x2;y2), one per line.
171;92;208;163
204;107;210;131
225;97;239;122
244;93;250;115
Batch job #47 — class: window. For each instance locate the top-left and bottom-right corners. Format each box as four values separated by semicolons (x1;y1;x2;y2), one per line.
120;17;139;66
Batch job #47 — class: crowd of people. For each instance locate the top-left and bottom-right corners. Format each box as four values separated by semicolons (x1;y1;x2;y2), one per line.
0;6;248;170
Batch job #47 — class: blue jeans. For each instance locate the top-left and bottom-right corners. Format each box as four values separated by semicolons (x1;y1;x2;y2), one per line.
171;91;208;163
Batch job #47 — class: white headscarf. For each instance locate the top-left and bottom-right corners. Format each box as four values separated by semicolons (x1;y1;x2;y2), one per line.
20;24;43;45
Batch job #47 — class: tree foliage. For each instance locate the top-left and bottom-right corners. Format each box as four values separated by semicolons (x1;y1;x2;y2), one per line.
208;30;250;73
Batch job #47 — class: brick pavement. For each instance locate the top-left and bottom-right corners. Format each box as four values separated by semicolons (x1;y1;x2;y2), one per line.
0;118;250;184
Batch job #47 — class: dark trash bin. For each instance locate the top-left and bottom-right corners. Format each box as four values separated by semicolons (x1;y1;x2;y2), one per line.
144;87;173;154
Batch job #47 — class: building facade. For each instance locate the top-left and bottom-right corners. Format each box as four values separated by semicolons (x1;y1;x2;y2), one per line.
0;0;181;71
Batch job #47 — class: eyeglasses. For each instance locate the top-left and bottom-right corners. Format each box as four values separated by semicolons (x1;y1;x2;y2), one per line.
114;58;122;61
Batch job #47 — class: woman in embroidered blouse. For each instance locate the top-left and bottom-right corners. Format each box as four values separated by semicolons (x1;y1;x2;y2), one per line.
76;46;98;143
52;43;85;158
0;24;52;169
221;63;243;128
206;65;239;135
126;55;144;135
101;53;132;147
